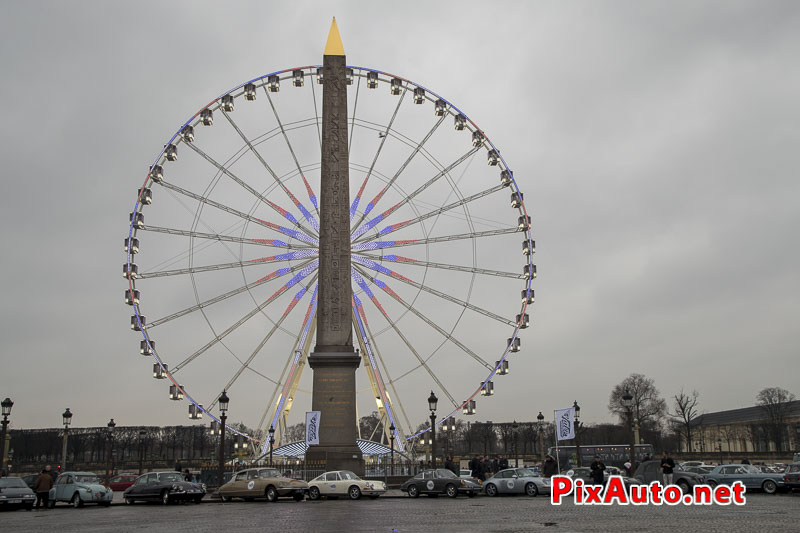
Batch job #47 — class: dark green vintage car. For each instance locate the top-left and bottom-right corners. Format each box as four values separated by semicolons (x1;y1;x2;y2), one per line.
401;469;480;498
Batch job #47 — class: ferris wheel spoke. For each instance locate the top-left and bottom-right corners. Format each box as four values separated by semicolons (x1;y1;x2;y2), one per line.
351;146;480;242
140;225;316;250
263;88;322;221
353;265;494;371
351;255;515;327
147;259;316;329
361;183;505;242
171;260;319;374
349;88;407;223
352;113;445;229
138;250;318;279
184;141;319;240
159;180;318;245
351;269;460;409
208;274;318;410
222;109;321;229
352;226;519;251
356;252;524;280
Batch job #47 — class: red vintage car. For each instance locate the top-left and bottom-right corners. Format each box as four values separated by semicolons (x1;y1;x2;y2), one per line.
107;473;138;492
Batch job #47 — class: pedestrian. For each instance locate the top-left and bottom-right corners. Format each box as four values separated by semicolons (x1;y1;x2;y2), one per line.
542;454;558;479
34;466;54;510
491;456;499;474
444;456;458;475
589;455;606;485
468;455;479;476
661;451;675;486
184;469;193;482
741;459;751;465
499;455;509;470
623;460;632;476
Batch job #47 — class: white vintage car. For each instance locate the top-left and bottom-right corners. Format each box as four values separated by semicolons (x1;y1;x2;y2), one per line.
308;470;386;500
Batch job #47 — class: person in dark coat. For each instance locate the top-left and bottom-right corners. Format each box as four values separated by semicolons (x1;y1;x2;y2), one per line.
499;456;509;470
542;455;558;478
183;469;193;482
34;466;54;509
589;455;606;485
468;455;478;476
444;456;458;475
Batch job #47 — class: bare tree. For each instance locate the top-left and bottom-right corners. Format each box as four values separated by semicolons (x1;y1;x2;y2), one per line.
756;387;796;452
669;389;700;452
608;373;668;430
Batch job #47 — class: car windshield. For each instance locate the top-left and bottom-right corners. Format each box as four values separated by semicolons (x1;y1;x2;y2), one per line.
516;468;536;477
75;475;100;483
0;478;27;488
158;473;183;483
339;471;361;481
437;469;457;479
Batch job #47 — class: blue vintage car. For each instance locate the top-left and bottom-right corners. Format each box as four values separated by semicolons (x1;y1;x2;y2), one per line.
49;472;113;507
704;464;785;494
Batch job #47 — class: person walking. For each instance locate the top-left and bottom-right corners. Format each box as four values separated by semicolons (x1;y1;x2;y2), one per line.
444;456;458;475
34;466;54;510
499;455;509;471
589;455;606;486
661;451;675;486
623;460;632;477
542;454;558;479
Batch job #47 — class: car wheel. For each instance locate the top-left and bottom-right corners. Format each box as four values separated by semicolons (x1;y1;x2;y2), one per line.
293;492;305;502
485;483;498;497
348;485;362;500
266;486;279;502
309;486;321;501
71;493;83;508
408;485;419;498
220;494;231;502
446;484;458;498
677;480;690;494
525;482;538;497
762;480;778;494
707;480;718;488
161;490;170;505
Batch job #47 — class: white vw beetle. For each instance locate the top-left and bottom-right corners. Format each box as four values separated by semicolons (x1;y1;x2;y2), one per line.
308;470;386;500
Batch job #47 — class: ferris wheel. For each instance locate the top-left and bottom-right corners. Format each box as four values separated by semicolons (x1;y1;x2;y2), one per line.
124;65;535;455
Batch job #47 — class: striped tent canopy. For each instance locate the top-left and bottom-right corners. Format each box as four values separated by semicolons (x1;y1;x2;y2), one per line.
259;439;409;460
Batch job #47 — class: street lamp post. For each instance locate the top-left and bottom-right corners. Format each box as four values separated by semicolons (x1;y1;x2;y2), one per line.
717;438;723;463
1;398;12;476
217;390;229;488
621;389;635;470
389;423;396;476
428;391;438;469
573;400;581;467
537;412;545;462
105;419;116;484
268;425;275;466
61;408;73;471
512;420;519;467
138;429;146;475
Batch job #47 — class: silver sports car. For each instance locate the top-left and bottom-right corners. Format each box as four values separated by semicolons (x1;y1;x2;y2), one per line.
483;467;550;497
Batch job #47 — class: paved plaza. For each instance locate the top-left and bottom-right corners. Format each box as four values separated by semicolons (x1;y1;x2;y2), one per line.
3;492;798;532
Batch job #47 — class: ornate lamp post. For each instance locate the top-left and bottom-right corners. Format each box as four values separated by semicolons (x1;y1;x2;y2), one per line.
105;418;116;484
138;429;146;475
512;420;519;467
217;390;229;487
389;423;396;476
573;400;581;467
268;425;275;466
428;391;438;469
621;389;634;470
1;398;12;476
61;408;73;471
537;411;545;462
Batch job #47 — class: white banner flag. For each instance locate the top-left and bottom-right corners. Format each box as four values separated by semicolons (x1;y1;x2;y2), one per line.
305;411;321;446
555;407;575;441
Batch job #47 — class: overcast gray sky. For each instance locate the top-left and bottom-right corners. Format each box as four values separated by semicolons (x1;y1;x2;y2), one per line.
1;1;798;436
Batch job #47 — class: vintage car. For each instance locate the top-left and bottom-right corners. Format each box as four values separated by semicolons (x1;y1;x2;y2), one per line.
631;460;704;494
0;477;36;510
49;472;113;507
783;463;800;490
219;467;307;502
123;471;205;504
705;464;785;494
483;467;550;497
308;470;386;500
107;473;138;492
401;468;480;498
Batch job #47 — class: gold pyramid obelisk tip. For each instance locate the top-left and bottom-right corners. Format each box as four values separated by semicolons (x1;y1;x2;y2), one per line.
324;17;345;56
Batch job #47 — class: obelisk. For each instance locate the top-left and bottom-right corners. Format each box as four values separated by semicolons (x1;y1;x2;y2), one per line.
305;18;364;474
